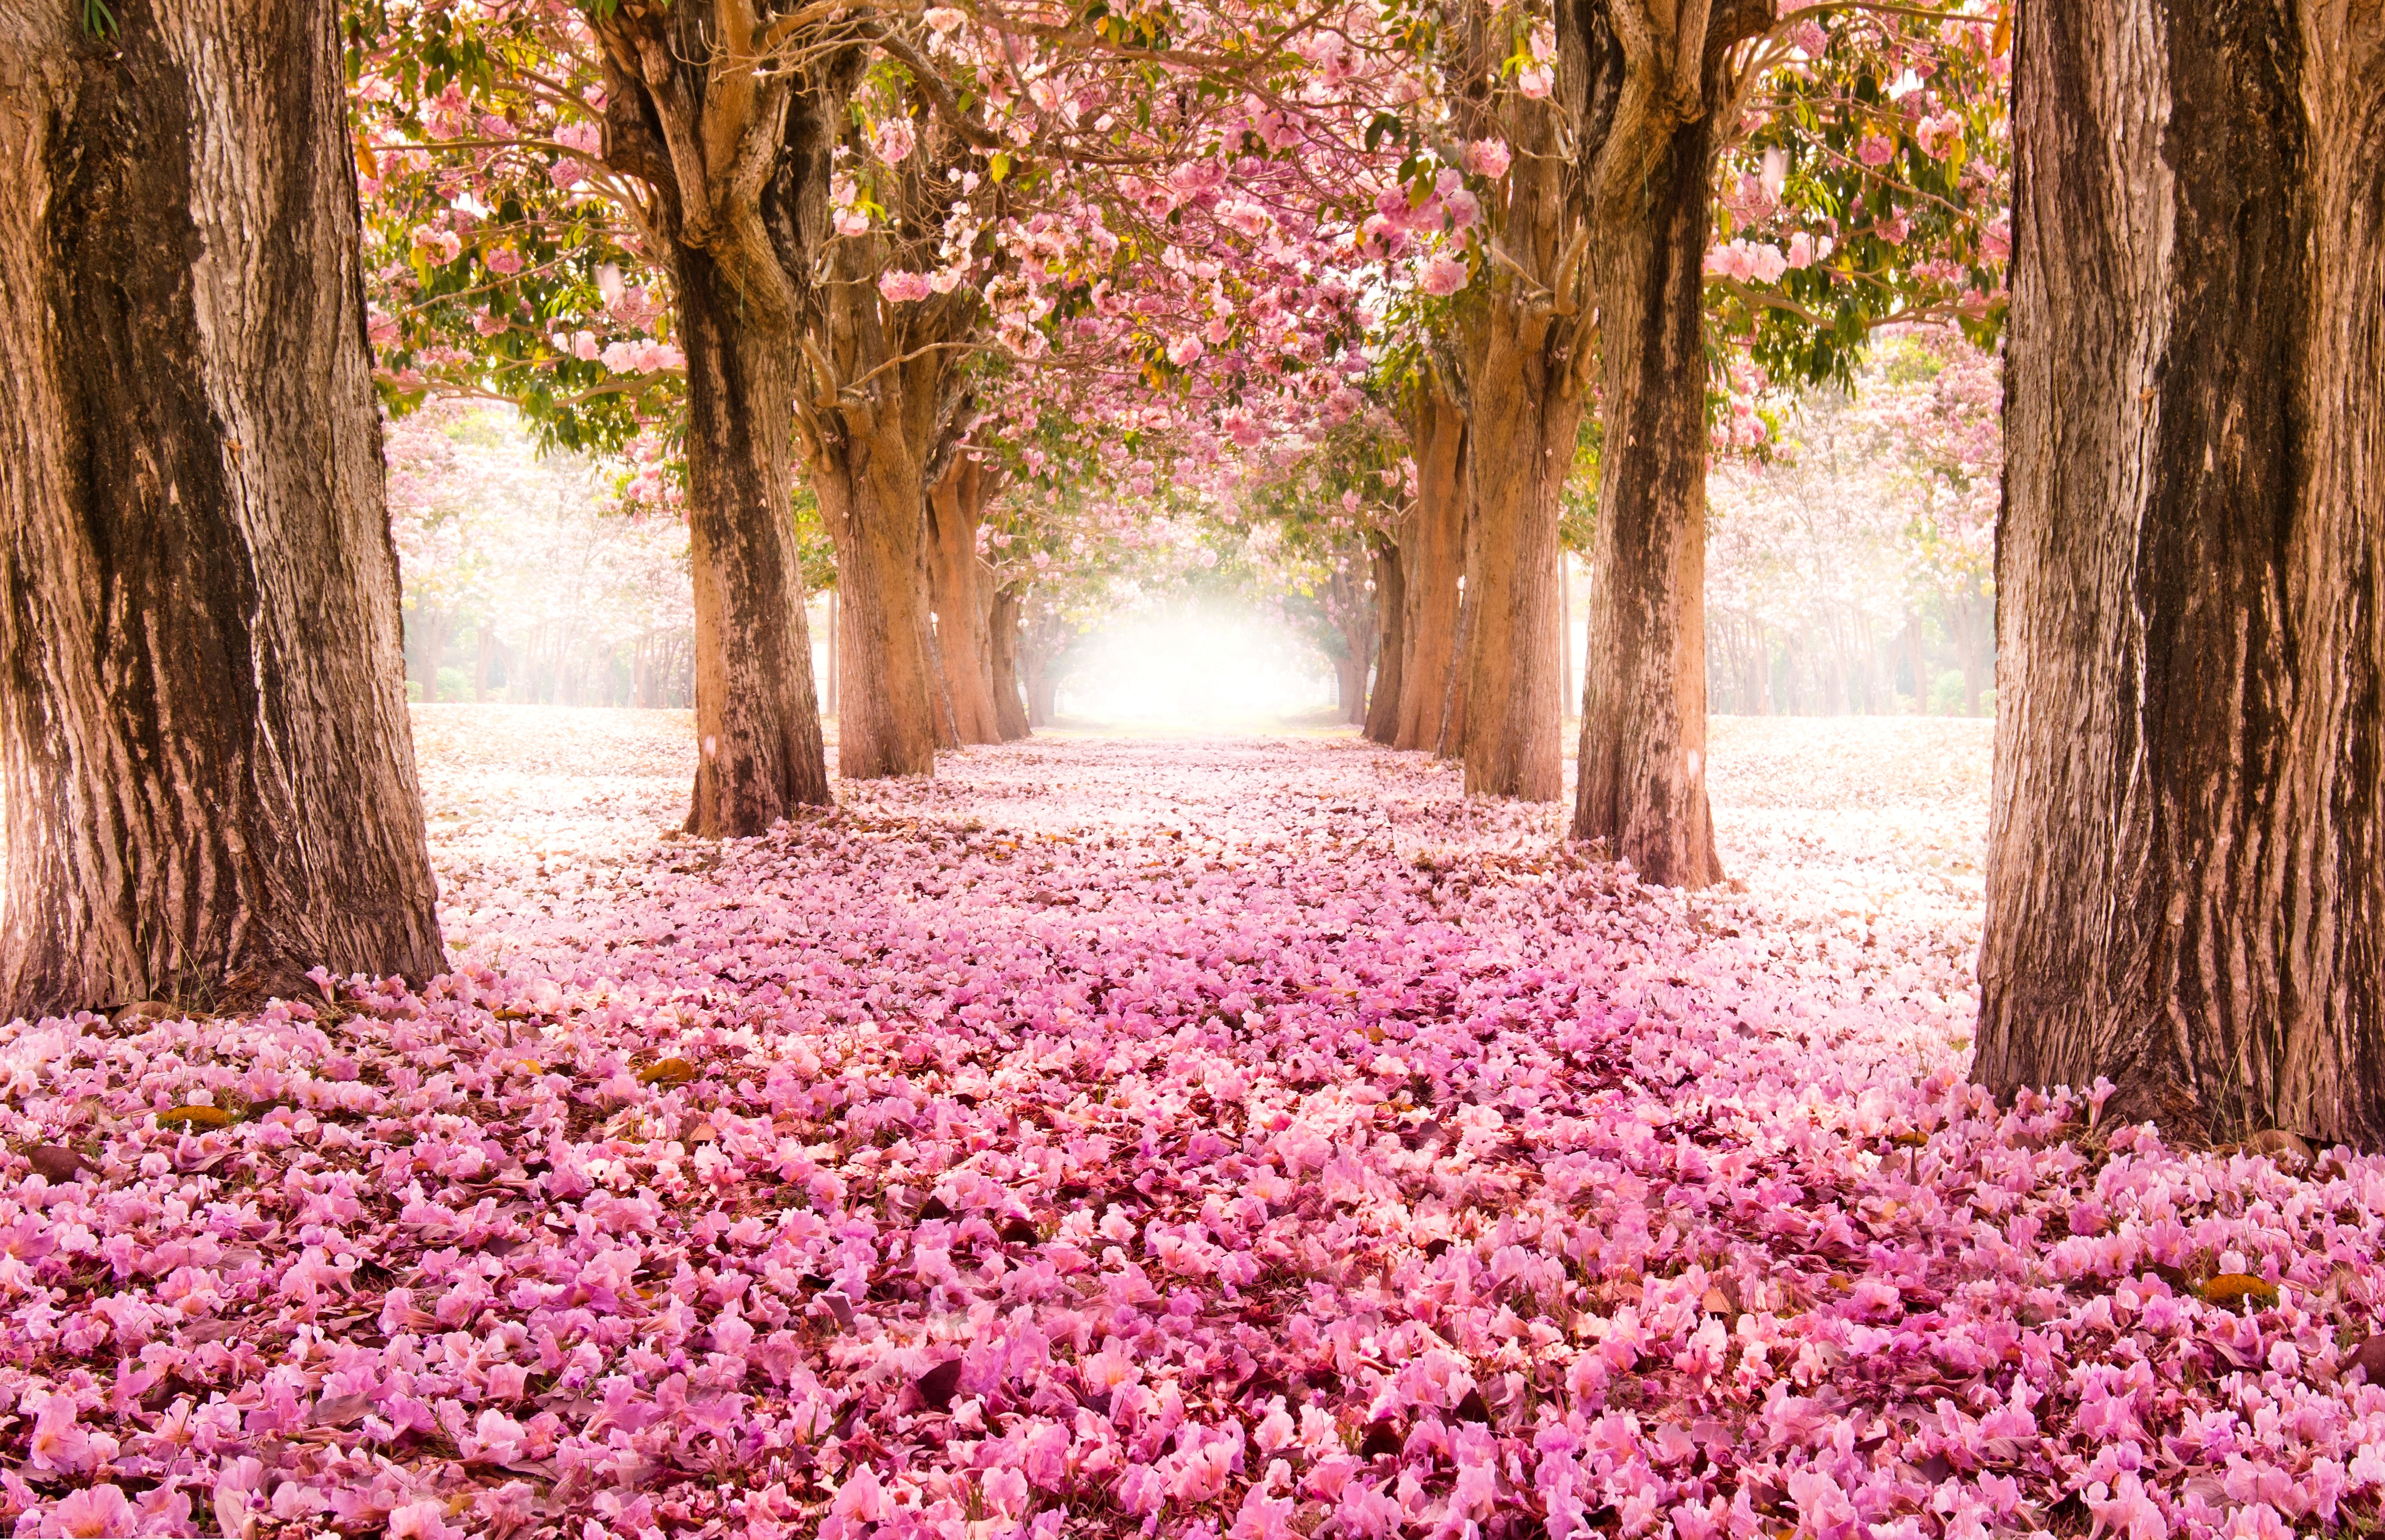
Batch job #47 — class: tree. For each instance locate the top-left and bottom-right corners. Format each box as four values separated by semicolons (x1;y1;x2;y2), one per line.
1974;0;2385;1144
1395;374;1470;753
0;0;443;1020
352;4;829;827
926;452;1010;744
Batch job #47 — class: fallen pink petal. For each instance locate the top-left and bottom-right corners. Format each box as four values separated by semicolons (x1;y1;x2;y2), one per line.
0;713;2366;1536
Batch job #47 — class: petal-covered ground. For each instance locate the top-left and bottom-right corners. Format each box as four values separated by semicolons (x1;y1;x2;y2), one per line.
0;709;2375;1540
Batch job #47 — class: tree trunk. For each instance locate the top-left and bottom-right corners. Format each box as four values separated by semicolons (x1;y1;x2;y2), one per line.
476;625;497;704
406;607;451;700
812;421;941;779
1570;43;1728;887
1364;537;1406;743
1437;573;1473;759
1452;280;1579;802
1020;611;1071;729
1333;654;1367;725
0;0;443;1018
926;457;1004;743
1396;386;1470;751
987;584;1030;740
673;245;831;833
1977;0;2385;1145
1945;585;1993;717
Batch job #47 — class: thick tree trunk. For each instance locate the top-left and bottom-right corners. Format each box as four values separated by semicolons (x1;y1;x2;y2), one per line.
1978;0;2385;1144
813;423;940;779
1396;388;1469;751
673;246;831;833
1570;61;1726;888
1364;537;1406;743
987;584;1030;740
0;0;442;1018
926;457;1003;743
1453;293;1579;802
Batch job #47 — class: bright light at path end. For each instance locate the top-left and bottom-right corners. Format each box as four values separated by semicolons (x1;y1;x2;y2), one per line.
1056;604;1339;728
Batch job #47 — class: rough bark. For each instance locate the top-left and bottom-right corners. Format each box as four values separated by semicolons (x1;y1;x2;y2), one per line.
987;583;1030;740
674;243;831;831
1364;536;1406;743
1396;383;1472;752
593;4;977;786
1976;0;2385;1144
814;431;941;777
0;0;443;1019
1443;2;1589;800
1564;0;1772;887
1456;308;1578;798
926;456;1004;743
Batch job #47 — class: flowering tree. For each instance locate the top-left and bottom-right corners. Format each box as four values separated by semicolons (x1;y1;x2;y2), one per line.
1979;0;2385;1142
1342;0;2009;882
354;0;1394;805
1;1;442;1020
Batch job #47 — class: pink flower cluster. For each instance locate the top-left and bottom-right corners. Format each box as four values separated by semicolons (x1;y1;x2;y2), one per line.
0;713;2375;1540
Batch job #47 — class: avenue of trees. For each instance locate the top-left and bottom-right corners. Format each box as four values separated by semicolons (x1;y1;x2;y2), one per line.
2;0;2380;1144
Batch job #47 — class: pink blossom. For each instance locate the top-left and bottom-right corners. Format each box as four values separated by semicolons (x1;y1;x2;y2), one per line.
1417;251;1469;296
872;116;917;165
878;270;935;303
1464;139;1511;179
1858;134;1896;167
1915;109;1966;157
388;1500;465;1540
598;338;686;373
26;1396;93;1475
42;1486;136;1539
